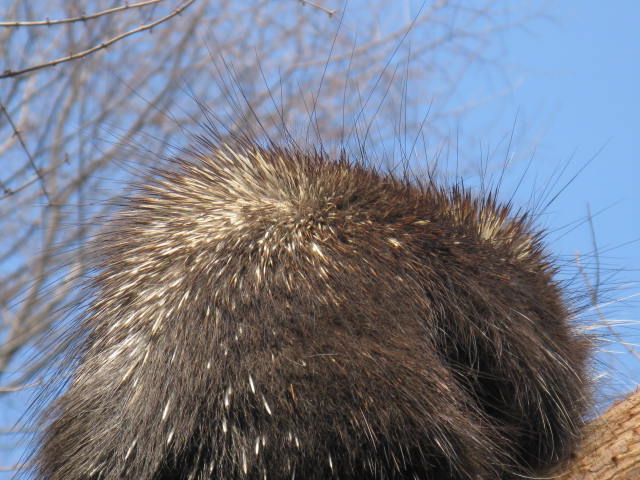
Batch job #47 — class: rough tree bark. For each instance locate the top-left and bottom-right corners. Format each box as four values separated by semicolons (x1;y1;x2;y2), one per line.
553;389;640;480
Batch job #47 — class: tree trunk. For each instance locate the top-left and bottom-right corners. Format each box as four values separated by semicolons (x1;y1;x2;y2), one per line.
553;389;640;480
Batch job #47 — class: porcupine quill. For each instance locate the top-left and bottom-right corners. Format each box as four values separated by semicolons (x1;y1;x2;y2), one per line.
28;123;592;479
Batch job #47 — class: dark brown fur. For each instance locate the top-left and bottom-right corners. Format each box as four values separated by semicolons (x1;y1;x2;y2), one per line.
32;139;592;479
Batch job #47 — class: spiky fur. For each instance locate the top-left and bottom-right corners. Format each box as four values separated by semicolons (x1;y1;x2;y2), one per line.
33;138;592;479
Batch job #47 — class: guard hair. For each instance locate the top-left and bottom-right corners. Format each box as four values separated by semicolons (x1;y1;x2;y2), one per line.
29;126;593;479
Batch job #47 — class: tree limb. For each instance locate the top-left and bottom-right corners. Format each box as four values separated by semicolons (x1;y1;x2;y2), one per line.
553;389;640;480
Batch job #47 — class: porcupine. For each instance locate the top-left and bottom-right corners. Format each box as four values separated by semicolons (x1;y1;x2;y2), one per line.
31;132;593;479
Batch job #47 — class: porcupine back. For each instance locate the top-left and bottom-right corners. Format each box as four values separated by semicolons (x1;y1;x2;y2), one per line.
33;138;592;479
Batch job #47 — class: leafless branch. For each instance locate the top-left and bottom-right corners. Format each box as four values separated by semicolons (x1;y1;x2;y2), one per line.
299;0;337;16
0;0;163;27
0;0;196;79
0;102;51;203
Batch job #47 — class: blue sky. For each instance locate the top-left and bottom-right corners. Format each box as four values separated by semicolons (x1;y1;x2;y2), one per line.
475;0;640;392
500;1;638;240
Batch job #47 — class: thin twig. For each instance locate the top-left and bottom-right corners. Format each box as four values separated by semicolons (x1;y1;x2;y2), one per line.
0;381;40;392
0;0;196;79
0;102;51;203
0;0;163;27
299;0;336;16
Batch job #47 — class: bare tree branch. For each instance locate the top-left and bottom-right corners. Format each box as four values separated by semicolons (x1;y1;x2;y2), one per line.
0;0;196;79
553;389;640;480
0;102;51;203
0;0;164;27
299;0;336;16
